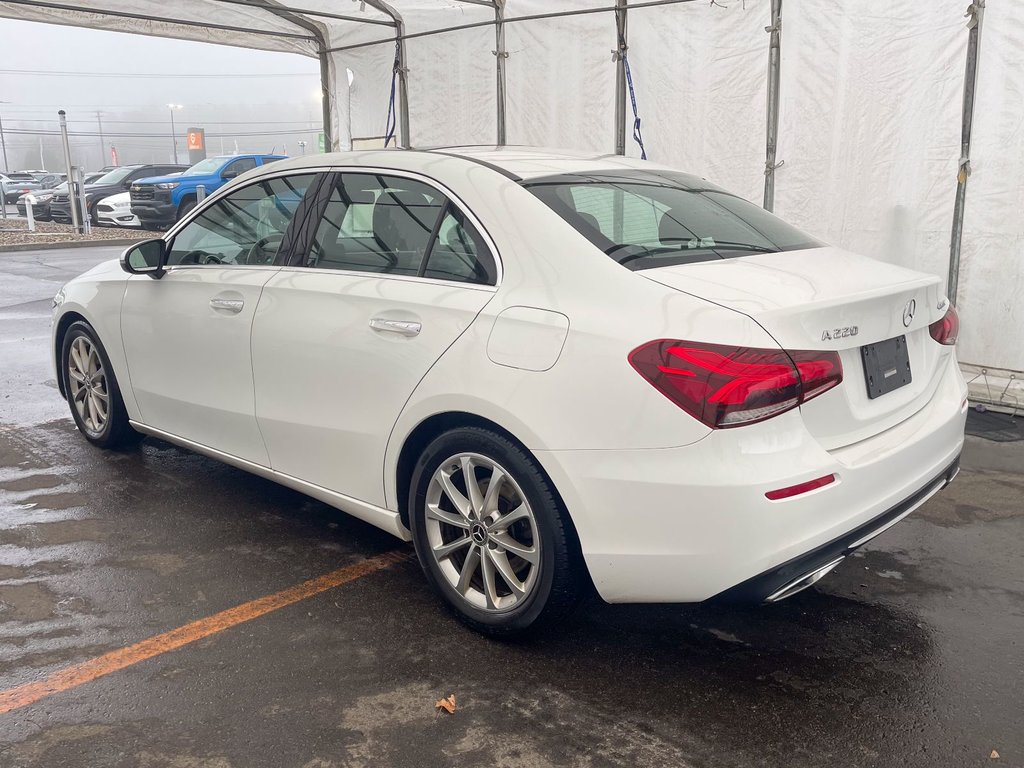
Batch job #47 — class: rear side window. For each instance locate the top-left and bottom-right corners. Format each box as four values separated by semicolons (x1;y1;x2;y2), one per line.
304;173;496;285
525;171;821;270
422;208;496;285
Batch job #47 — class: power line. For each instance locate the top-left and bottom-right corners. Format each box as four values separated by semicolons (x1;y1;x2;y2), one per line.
7;118;317;126
6;127;320;138
0;68;319;79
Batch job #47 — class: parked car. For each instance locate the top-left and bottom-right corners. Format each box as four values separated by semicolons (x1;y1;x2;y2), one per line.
95;192;141;228
129;154;286;229
51;148;967;636
50;164;188;225
32;172;67;189
2;172;41;203
16;175;103;221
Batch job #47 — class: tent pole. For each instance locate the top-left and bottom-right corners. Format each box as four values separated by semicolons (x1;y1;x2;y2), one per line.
614;0;628;155
948;0;985;305
255;1;335;150
494;0;507;146
763;0;782;212
319;50;333;151
363;0;410;148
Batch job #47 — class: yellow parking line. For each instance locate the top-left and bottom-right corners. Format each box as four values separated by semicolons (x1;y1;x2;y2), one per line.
0;549;411;715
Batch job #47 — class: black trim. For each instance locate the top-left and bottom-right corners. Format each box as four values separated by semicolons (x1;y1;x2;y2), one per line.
423;149;523;182
712;454;962;603
278;171;331;267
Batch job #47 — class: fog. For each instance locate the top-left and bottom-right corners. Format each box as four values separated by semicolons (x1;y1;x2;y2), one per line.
0;19;324;172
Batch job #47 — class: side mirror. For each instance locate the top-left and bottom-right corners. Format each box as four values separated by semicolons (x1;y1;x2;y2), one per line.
121;238;166;279
221;170;237;181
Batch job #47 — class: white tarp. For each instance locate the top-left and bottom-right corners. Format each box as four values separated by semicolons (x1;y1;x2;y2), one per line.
0;0;1021;396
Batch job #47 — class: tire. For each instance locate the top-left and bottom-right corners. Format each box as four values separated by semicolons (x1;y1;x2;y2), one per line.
176;198;196;222
409;427;585;637
60;321;142;449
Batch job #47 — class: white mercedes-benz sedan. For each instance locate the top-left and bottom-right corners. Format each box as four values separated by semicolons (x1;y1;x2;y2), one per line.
52;147;967;635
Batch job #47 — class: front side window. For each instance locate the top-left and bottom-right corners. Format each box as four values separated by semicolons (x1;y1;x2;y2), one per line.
526;171;821;270
166;174;316;267
223;158;257;179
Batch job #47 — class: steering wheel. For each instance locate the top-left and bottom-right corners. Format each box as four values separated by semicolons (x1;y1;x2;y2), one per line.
180;250;224;265
243;233;284;265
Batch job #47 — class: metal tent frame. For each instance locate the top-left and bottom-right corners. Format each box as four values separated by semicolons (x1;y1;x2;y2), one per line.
0;0;987;305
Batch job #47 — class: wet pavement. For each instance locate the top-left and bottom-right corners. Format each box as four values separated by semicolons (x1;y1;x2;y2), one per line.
0;246;1022;768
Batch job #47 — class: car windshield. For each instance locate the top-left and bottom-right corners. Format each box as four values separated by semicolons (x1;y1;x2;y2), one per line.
6;173;35;181
92;167;136;185
525;171;822;270
182;157;232;176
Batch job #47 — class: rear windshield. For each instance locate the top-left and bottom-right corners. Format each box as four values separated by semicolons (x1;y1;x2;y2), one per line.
524;171;821;270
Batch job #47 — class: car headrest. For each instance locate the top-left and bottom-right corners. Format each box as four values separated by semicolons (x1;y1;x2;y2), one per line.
372;190;435;252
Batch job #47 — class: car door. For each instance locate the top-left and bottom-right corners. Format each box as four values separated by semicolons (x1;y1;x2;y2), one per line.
222;157;257;182
251;170;498;507
121;171;321;465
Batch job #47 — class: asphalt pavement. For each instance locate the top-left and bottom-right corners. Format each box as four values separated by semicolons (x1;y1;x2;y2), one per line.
0;245;1021;767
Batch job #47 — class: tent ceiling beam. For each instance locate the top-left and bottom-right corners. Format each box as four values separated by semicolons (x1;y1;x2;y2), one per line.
326;0;697;54
211;0;396;26
1;0;316;41
244;0;335;152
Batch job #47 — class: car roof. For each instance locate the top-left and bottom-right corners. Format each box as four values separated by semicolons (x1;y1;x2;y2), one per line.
240;146;678;183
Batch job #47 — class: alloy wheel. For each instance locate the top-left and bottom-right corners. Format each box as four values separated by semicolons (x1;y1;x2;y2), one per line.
67;335;109;437
424;453;540;612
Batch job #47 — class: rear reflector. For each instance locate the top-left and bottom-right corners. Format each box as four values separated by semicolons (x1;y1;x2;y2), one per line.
765;474;836;500
929;305;959;345
629;340;843;429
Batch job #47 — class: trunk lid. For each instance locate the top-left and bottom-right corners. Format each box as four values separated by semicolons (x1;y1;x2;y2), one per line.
642;246;951;449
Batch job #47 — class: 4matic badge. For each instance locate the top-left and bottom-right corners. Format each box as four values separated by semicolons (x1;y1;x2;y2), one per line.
821;326;859;341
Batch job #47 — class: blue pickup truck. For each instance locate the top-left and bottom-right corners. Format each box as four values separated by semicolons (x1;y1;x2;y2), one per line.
129;154;287;229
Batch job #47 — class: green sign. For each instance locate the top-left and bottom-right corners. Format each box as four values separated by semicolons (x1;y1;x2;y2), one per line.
318;131;325;153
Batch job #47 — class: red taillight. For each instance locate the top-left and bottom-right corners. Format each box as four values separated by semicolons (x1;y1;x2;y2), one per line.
629;340;843;429
765;473;836;500
929;305;959;345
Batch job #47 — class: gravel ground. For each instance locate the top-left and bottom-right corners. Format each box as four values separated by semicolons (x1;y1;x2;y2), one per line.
0;219;160;248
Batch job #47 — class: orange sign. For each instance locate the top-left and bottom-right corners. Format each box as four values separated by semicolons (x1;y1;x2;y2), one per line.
187;129;205;151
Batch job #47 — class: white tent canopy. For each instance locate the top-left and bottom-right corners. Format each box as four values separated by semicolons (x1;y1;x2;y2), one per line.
1;0;1021;411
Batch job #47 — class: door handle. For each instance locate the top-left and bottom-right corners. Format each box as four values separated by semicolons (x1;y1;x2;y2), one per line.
369;318;421;337
210;298;244;313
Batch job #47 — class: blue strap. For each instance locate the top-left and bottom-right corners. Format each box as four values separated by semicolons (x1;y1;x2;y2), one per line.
620;41;647;160
383;41;400;148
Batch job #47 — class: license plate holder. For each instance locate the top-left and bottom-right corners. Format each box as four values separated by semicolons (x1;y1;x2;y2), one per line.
861;335;911;399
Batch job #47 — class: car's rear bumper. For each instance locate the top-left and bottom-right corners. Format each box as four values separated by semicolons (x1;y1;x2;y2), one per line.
712;453;960;602
536;353;968;603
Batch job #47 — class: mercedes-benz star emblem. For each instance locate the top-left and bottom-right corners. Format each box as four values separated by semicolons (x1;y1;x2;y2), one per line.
902;298;916;328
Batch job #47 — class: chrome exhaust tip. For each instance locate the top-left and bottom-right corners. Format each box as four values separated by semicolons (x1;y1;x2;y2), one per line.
765;556;846;603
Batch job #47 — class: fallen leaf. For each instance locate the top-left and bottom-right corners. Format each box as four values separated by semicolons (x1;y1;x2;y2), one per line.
990;750;999;759
435;694;456;714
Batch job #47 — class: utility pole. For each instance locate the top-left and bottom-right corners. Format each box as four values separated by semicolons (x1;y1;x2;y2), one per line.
95;110;106;168
167;104;183;163
0;101;10;173
58;110;82;234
